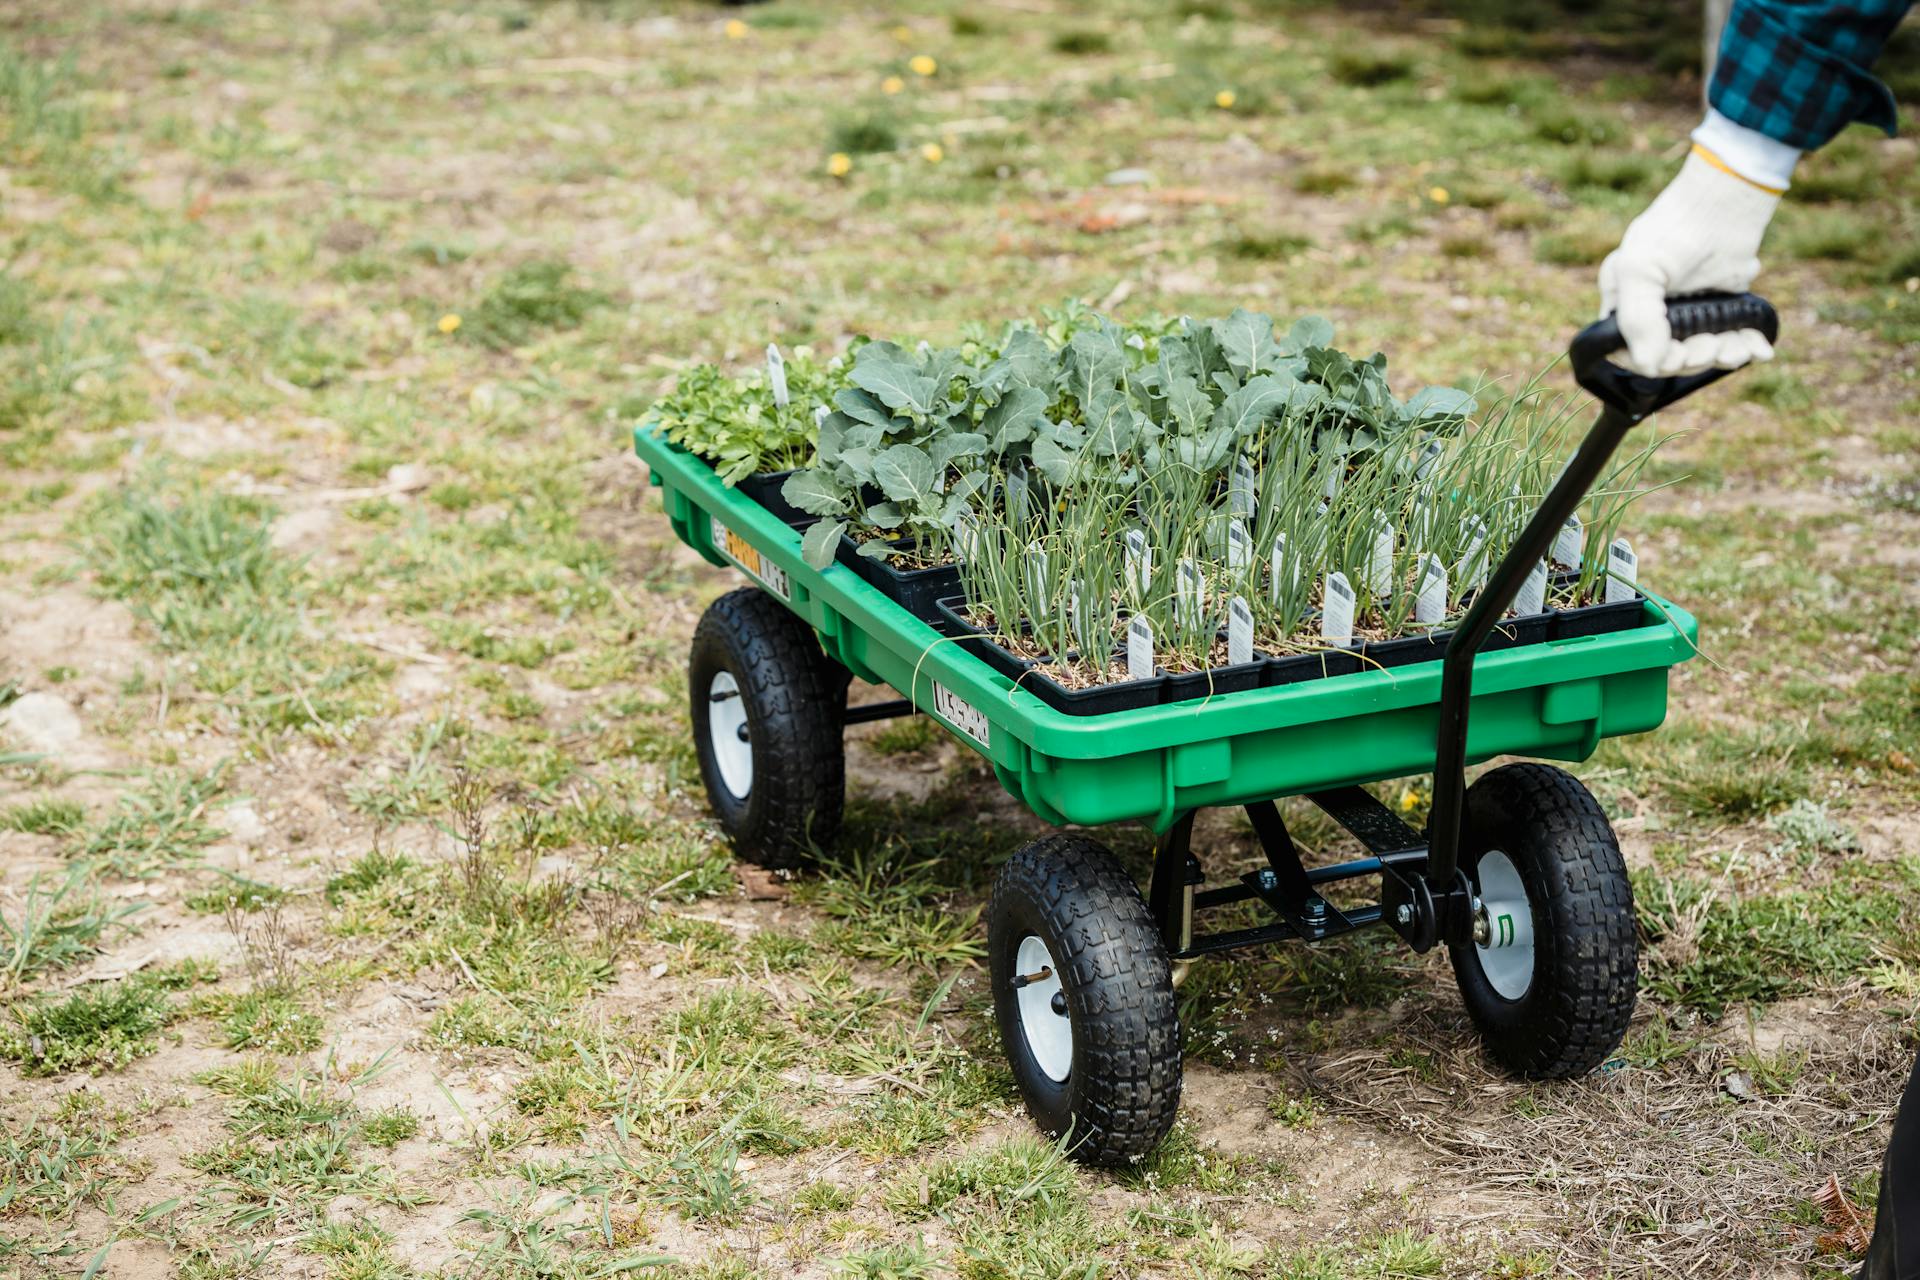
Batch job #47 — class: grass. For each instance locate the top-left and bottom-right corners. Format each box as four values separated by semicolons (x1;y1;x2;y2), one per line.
0;1;1913;1276
0;973;178;1076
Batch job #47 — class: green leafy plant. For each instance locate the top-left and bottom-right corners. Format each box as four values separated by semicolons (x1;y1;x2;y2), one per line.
652;347;847;484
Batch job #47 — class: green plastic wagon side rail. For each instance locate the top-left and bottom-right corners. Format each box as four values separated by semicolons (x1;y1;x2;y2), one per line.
636;425;1698;833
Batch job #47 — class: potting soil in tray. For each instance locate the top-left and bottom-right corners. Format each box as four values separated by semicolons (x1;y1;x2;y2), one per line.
935;589;1652;716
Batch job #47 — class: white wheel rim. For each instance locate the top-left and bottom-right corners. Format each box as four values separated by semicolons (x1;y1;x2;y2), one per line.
1014;935;1073;1083
1473;849;1536;1001
707;670;752;799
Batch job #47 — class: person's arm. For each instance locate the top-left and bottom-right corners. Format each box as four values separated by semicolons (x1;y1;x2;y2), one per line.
1598;0;1913;377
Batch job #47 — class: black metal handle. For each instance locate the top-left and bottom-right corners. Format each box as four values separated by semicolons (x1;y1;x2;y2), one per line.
1571;291;1780;421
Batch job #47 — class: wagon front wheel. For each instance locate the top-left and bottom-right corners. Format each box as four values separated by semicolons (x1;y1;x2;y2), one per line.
989;834;1181;1165
688;587;845;868
1447;762;1638;1078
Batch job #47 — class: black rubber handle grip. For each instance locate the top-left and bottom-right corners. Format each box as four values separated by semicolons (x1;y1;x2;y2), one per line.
1570;291;1780;420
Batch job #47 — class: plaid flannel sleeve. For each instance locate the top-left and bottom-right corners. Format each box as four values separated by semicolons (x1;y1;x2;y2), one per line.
1710;0;1913;150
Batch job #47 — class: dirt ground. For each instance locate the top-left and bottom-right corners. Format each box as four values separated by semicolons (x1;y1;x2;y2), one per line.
2;1;1918;1277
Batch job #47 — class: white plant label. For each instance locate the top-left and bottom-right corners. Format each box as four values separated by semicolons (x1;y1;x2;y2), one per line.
1126;615;1155;681
1228;595;1254;666
1552;513;1583;570
1006;463;1030;528
1606;537;1638;604
1368;517;1395;598
1321;573;1355;646
1515;558;1548;616
1176;558;1206;628
1415;553;1447;626
765;343;789;407
1025;540;1051;618
1415;438;1444;479
1230;455;1257;516
1227;518;1252;577
1323;468;1340;501
1124;529;1152;601
1458;516;1489;590
1269;532;1293;605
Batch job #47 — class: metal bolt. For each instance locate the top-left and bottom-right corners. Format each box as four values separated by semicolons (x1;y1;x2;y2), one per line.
1395;904;1413;925
1303;897;1327;921
1255;868;1277;891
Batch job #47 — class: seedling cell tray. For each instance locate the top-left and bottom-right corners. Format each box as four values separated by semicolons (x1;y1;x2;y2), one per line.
842;537;960;623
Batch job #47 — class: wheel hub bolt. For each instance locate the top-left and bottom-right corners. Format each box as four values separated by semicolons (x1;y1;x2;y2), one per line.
1395;904;1413;925
1471;897;1492;946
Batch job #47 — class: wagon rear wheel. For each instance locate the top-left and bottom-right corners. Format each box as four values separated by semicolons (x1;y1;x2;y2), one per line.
988;834;1181;1165
688;587;846;868
1448;762;1637;1078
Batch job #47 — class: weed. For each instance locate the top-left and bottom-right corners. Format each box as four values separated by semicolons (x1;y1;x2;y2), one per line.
79;767;228;874
1293;165;1355;195
0;974;177;1075
662;1143;756;1224
1639;874;1899;1016
462;259;609;351
1;796;84;834
1051;30;1111;56
829;115;899;156
833;1240;937;1279
0;865;144;982
214;989;323;1054
1330;49;1414;87
1766;799;1860;859
1226;227;1314;260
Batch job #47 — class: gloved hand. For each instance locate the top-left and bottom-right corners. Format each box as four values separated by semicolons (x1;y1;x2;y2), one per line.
1597;151;1780;377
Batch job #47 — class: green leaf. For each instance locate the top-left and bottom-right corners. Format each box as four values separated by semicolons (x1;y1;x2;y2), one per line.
1210;309;1278;380
931;432;989;475
999;329;1055;387
872;444;939;505
856;539;895;559
1211;374;1293;438
801;519;846;570
850;348;940;417
1082;385;1138;457
834;389;893;430
981;384;1047;451
780;470;848;516
1164;375;1211;436
1280;315;1334;355
865;501;905;528
1030;435;1077;486
1403;385;1479;425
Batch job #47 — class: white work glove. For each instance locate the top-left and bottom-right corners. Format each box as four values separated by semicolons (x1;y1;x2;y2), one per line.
1597;151;1780;377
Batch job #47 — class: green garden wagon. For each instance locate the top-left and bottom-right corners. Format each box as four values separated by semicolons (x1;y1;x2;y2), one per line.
636;297;1775;1164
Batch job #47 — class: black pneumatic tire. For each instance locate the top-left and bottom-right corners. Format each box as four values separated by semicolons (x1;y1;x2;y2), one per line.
988;834;1181;1165
688;587;845;868
1447;762;1638;1079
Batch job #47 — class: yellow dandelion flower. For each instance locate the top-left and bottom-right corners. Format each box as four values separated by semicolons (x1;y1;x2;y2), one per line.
724;18;747;38
1428;185;1451;204
909;54;937;76
1214;88;1236;109
1398;786;1418;812
827;152;852;177
437;313;461;334
891;24;912;42
882;75;905;95
920;142;944;164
